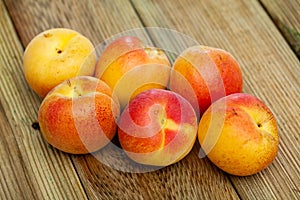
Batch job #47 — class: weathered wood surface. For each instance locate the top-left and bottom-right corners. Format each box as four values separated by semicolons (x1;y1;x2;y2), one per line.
0;1;87;199
1;0;299;199
131;1;300;198
260;0;300;58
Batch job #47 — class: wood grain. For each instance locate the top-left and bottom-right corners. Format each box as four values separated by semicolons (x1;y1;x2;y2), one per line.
2;0;300;199
5;0;144;46
131;0;300;199
0;1;87;199
260;0;300;58
3;0;240;199
71;142;239;199
7;1;241;199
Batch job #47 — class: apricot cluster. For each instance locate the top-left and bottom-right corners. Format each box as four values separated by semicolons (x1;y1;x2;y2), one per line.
23;28;279;176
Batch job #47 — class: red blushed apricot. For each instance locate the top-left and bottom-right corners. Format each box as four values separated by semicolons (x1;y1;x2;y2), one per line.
198;93;279;176
169;46;243;116
94;36;171;109
118;89;198;166
207;47;243;95
38;76;120;154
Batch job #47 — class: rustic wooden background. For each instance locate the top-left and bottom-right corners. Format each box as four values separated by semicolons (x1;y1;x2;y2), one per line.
0;0;300;199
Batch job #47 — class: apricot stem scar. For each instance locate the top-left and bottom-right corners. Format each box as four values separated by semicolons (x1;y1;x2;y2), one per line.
43;33;52;38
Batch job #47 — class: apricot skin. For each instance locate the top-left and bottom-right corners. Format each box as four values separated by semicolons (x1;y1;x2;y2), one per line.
38;76;120;154
94;36;171;109
170;46;243;116
118;89;198;166
23;28;96;98
198;93;279;176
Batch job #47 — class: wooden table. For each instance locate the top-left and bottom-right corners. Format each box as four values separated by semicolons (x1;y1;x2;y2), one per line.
1;0;300;199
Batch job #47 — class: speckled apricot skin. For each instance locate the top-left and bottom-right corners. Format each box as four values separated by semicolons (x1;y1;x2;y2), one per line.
118;89;198;166
23;28;96;98
38;76;120;154
94;36;171;109
198;93;279;176
170;46;243;116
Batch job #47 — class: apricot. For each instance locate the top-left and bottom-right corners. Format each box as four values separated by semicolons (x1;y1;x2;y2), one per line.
38;76;120;154
94;36;171;109
23;28;96;97
169;46;243;116
198;93;279;176
118;89;198;166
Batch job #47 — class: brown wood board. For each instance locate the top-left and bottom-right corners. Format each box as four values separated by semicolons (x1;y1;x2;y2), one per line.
260;0;300;58
1;0;300;199
0;1;87;199
131;0;300;198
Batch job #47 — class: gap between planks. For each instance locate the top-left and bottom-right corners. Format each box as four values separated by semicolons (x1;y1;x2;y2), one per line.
0;0;88;199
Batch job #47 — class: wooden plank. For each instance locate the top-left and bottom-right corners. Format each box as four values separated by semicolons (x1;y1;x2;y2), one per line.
5;0;146;46
71;143;239;199
260;0;300;58
131;0;300;199
0;1;87;199
5;0;240;199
